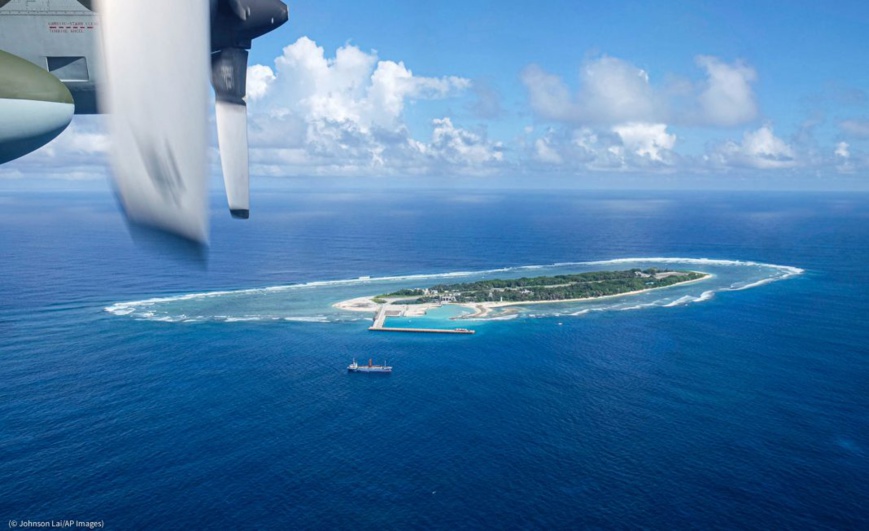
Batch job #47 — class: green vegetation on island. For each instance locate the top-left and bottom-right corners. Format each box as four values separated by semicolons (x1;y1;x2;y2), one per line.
381;269;706;304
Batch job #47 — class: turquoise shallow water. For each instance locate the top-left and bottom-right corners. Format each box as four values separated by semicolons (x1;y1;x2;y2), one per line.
104;258;801;325
384;303;473;329
1;189;867;529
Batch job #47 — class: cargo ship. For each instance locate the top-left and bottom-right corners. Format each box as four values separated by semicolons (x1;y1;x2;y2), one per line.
347;358;392;373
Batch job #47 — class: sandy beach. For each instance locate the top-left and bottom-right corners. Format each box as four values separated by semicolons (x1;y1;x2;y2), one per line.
332;296;441;318
333;272;714;320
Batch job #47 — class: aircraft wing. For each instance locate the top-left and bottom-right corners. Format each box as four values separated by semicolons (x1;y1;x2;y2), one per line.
97;0;211;245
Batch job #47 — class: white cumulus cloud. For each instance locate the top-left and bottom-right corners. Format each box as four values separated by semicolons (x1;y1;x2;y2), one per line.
834;141;855;173
243;37;485;175
694;56;758;126
520;65;574;122
534;137;563;164
427;117;503;166
521;54;758;128
518;54;766;175
579;57;658;123
524;122;677;171
709;125;797;169
521;56;659;125
612;122;676;162
246;64;276;101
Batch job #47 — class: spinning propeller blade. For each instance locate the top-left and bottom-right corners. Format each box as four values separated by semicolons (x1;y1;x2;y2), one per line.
96;0;287;245
97;0;211;245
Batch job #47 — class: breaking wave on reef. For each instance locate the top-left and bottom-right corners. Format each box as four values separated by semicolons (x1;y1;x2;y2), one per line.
105;258;803;324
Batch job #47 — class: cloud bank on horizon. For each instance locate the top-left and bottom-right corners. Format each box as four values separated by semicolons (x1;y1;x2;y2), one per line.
5;1;869;186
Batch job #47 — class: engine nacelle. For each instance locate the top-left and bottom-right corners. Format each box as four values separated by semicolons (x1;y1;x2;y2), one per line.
211;0;288;51
0;50;74;164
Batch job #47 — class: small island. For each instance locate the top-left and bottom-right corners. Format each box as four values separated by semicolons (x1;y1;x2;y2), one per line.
335;269;711;327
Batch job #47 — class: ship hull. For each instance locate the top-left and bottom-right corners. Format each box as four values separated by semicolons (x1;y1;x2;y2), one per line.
347;367;392;373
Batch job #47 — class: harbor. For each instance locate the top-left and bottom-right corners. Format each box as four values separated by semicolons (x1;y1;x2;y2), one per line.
368;306;476;335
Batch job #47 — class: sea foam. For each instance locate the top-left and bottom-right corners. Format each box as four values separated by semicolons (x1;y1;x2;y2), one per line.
105;257;803;324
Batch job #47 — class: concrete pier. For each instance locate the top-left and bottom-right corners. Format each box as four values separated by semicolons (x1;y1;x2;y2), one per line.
369;306;475;334
369;326;475;334
372;306;389;328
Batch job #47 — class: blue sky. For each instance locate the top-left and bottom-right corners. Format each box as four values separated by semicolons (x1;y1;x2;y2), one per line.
7;0;869;189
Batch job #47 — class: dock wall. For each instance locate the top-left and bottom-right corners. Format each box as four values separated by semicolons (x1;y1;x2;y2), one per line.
368;326;475;335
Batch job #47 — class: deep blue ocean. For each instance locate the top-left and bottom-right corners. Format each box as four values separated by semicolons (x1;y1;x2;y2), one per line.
1;188;867;529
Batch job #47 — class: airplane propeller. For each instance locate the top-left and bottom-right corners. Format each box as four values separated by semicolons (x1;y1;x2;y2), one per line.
211;0;288;220
212;48;251;219
96;0;288;245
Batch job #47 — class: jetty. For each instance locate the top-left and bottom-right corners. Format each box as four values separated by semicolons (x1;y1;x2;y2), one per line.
368;306;475;335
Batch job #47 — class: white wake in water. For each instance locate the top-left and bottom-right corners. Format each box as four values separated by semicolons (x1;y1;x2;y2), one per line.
104;258;804;324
